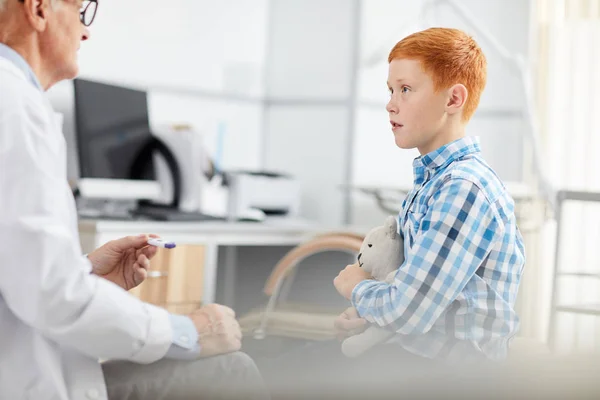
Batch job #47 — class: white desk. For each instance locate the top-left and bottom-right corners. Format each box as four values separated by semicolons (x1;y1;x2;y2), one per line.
79;218;329;305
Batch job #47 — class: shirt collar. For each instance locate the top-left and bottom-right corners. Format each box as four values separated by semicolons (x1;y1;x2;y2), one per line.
0;43;43;91
412;136;481;185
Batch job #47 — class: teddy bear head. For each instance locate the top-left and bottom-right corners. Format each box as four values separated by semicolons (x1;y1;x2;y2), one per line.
358;215;404;282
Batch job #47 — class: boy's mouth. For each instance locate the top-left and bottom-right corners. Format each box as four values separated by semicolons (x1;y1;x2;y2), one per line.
390;121;403;129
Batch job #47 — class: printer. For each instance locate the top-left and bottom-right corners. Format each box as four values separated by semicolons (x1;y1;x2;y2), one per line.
225;171;301;221
152;125;301;221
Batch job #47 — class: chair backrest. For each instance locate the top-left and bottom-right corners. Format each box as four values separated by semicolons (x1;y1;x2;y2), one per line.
263;233;365;296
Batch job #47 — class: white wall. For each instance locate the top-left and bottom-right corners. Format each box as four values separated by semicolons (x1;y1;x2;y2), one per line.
48;0;269;180
263;0;359;225
77;0;267;94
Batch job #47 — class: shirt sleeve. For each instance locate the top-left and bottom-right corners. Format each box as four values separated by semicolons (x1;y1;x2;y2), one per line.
165;314;201;360
351;178;503;335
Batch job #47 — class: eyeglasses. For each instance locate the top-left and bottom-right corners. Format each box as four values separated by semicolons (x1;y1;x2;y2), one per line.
17;0;98;27
79;0;97;26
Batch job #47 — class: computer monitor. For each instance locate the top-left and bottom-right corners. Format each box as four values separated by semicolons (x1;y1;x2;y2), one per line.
73;78;161;200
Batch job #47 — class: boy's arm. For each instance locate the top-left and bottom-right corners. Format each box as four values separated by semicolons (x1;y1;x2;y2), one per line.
351;177;502;335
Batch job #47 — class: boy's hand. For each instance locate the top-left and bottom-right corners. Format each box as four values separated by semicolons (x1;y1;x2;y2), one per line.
334;263;372;300
334;306;367;341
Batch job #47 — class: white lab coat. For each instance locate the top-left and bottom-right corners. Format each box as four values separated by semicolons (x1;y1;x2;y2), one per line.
0;58;173;399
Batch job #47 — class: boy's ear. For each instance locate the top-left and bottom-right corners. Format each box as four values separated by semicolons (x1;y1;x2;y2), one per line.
445;84;468;116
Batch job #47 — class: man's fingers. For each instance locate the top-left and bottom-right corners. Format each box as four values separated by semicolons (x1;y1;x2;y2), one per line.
133;264;147;285
219;305;236;318
232;320;242;340
130;234;151;248
136;244;158;261
137;254;151;269
109;234;150;254
230;338;242;352
126;233;162;251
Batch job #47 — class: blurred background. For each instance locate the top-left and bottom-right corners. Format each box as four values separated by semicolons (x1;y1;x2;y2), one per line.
54;0;600;361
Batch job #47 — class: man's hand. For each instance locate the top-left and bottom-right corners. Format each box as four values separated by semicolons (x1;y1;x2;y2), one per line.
334;306;367;341
188;304;242;358
333;263;372;300
87;234;160;291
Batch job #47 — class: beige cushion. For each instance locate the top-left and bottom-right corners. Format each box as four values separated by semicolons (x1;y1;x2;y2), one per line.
239;304;341;341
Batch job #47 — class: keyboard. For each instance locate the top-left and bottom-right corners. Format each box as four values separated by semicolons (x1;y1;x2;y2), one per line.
131;205;224;222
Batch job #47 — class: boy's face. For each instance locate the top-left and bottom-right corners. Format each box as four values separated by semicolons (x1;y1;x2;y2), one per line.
386;59;449;155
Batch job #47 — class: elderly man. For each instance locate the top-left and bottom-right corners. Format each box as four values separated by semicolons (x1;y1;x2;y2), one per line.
0;1;267;399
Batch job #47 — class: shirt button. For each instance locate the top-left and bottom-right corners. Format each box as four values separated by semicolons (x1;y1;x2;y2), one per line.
133;340;143;351
86;389;99;399
179;335;189;343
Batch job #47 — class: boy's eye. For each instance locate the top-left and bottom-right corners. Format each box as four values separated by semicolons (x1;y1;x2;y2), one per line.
401;86;410;93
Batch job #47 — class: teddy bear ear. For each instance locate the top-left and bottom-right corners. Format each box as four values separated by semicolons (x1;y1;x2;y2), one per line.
384;216;398;239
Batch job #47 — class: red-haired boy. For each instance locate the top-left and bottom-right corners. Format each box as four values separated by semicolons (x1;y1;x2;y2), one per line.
334;27;526;363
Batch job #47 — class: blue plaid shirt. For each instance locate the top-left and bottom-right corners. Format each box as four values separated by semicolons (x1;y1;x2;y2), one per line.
351;136;525;361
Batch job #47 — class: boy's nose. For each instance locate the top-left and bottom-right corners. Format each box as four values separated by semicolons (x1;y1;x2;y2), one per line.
386;100;397;114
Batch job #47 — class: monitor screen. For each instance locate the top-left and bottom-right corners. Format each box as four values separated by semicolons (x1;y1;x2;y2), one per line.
73;78;156;181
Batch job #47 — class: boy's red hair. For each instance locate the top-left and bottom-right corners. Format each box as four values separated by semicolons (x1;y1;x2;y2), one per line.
388;27;487;121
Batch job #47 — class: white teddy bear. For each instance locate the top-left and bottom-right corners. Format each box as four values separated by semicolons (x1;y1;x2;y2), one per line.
341;215;405;358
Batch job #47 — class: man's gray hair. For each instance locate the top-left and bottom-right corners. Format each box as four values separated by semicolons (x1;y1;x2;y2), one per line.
0;0;61;11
